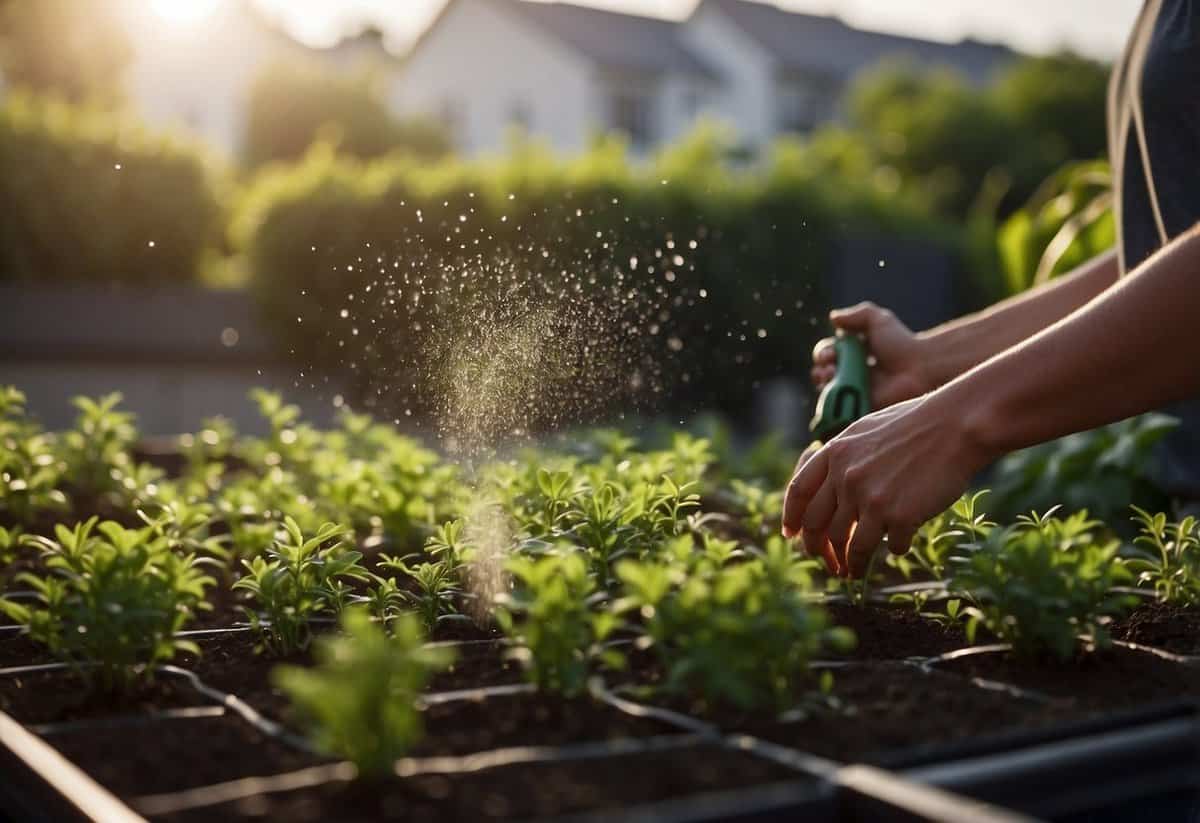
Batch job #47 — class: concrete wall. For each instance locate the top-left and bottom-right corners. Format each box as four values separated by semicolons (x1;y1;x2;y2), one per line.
391;0;596;155
0;286;340;436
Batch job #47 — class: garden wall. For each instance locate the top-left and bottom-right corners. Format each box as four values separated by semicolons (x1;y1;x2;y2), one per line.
0;284;341;435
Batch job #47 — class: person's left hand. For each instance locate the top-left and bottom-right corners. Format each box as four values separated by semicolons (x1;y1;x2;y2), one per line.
781;392;994;578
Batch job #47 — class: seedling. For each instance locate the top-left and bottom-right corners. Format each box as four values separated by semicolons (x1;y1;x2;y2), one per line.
234;518;370;654
950;508;1136;659
1127;506;1200;606
0;386;67;523
377;555;464;634
1;518;214;689
616;539;854;712
496;551;621;696
274;609;454;777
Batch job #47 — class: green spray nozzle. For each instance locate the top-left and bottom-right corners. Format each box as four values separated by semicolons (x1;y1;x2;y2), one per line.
809;334;871;442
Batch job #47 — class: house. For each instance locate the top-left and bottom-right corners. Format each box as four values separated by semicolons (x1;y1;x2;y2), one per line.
393;0;1015;155
682;0;1014;148
391;0;721;155
118;0;395;158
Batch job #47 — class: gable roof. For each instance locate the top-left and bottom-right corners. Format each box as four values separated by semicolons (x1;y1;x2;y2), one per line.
697;0;1014;84
411;0;719;79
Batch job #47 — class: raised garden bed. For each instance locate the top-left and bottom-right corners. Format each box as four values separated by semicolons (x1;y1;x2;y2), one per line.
4;389;1200;821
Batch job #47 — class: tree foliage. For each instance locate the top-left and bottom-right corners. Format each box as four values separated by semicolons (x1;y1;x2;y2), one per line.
0;0;132;106
242;60;451;168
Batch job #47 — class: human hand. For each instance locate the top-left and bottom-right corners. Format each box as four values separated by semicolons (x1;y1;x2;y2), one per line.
782;391;994;578
811;302;931;410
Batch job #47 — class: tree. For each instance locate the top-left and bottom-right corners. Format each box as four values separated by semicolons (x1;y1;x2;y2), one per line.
0;0;131;105
242;59;450;167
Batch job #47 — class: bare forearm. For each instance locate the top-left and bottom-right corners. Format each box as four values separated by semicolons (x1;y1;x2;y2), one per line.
918;250;1119;386
946;227;1200;457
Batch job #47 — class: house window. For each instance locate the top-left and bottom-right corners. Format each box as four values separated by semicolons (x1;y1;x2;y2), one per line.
439;98;464;139
777;81;832;134
508;100;533;132
610;91;653;148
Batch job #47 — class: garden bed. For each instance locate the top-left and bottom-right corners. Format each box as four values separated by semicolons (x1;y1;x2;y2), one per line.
5;390;1200;821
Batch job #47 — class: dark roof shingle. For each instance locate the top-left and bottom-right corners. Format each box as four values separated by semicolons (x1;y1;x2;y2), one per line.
701;0;1014;84
489;0;719;78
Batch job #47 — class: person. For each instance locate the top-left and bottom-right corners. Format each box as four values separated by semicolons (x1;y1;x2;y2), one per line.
781;0;1200;579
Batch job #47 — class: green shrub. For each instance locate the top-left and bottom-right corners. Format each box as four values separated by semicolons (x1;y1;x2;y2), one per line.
0;93;225;285
951;509;1136;659
1;517;214;689
1127;507;1200;606
274;609;454;777
234;130;951;421
616;538;853;712
234;518;370;655
243;59;450;167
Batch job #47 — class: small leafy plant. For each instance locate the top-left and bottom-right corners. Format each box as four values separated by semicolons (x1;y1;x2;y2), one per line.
234;518;369;654
496;551;621;696
0;518;214;689
950;508;1137;659
616;539;854;712
1127;506;1200;606
274;609;454;777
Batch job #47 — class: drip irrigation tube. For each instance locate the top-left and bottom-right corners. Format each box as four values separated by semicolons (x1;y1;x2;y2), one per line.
132;733;709;817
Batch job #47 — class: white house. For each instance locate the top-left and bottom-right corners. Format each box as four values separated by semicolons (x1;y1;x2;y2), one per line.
393;0;1015;155
116;0;395;158
391;0;722;155
683;0;1013;149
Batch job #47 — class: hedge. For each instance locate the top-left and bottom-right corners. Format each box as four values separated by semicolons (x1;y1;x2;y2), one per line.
233;129;960;424
0;92;225;286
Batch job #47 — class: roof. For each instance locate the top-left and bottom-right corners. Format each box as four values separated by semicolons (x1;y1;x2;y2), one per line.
412;0;719;79
698;0;1015;84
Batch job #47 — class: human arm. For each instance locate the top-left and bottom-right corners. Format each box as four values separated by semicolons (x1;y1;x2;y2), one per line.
812;249;1119;405
785;226;1200;578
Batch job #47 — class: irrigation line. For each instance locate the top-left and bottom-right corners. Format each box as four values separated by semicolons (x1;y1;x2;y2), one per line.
417;682;536;707
589;677;844;780
29;706;226;736
174;626;255;638
588;679;720;737
0;661;77;677
1110;639;1200;664
156;665;316;754
132;734;708;817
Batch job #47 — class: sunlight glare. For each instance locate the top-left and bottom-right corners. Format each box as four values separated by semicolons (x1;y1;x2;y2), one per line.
150;0;224;25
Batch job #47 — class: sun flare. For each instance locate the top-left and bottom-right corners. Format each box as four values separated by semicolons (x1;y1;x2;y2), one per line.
149;0;224;26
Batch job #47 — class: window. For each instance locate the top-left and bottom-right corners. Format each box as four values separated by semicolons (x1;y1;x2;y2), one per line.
508;100;533;132
438;98;464;140
777;79;834;134
610;91;654;148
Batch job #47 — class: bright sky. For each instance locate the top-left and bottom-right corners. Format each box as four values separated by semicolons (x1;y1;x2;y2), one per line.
247;0;1141;59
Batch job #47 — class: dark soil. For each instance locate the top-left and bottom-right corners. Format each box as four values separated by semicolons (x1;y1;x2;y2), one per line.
824;603;968;660
934;645;1200;708
152;746;810;823
702;663;1061;763
1111;602;1200;656
4;579;1200;820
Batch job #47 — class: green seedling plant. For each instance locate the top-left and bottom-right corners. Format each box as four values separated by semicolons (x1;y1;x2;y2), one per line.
59;393;160;507
496;551;621;697
616;538;854;713
889;491;995;617
0;518;214;690
0;386;67;523
273;609;454;778
1127;506;1200;606
0;525;21;567
234;518;369;655
950;508;1137;659
378;554;464;634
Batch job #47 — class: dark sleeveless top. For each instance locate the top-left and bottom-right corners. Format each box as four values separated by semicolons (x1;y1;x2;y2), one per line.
1110;1;1200;497
1107;0;1200;273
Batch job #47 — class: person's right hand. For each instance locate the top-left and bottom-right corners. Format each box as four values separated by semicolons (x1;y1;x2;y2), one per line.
811;302;931;410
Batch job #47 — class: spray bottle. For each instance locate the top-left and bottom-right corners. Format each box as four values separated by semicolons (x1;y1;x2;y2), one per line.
809;332;871;443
